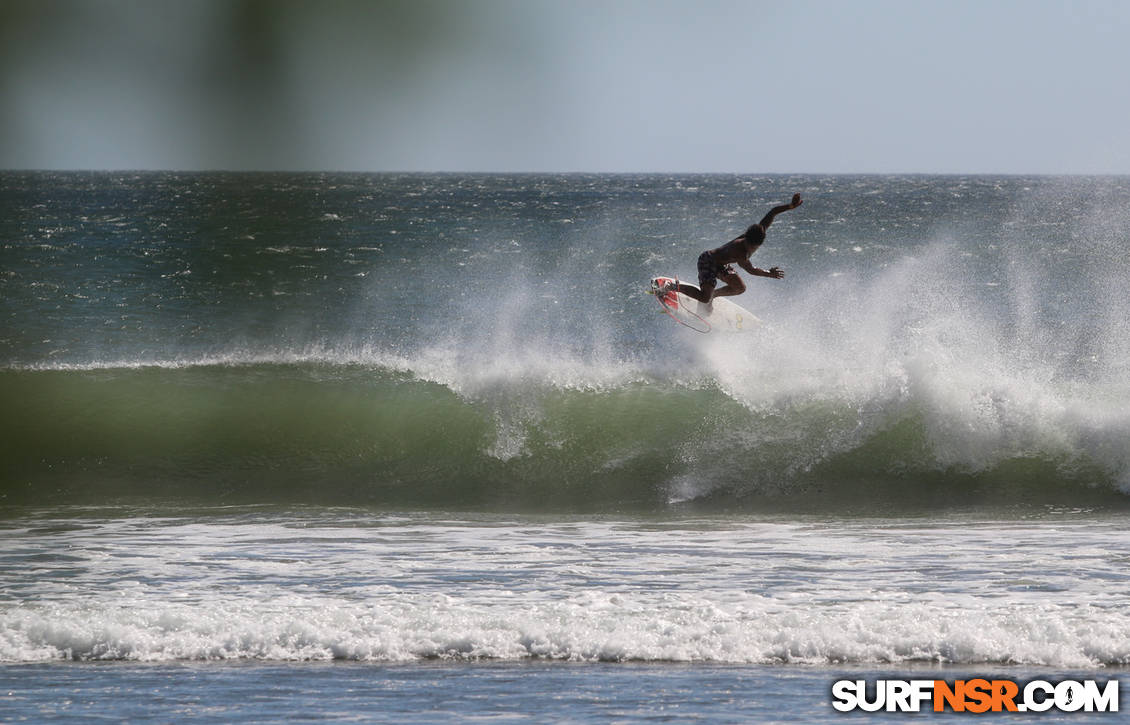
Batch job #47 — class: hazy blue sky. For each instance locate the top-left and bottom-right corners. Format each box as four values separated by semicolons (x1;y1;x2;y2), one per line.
2;0;1128;173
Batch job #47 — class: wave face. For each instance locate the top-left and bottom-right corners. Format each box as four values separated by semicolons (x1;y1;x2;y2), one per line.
2;354;1127;511
4;173;1130;511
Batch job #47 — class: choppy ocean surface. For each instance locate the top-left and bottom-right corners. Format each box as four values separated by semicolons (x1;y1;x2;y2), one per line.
3;172;1130;721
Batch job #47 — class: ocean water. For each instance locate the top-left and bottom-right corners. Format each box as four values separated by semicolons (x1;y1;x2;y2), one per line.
3;172;1130;721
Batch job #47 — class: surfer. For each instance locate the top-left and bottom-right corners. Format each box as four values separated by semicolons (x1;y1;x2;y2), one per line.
667;193;802;304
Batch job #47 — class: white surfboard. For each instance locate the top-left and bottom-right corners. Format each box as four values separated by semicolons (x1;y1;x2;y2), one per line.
649;276;762;333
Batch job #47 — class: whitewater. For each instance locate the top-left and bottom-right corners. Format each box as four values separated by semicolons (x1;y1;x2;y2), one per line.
2;172;1129;721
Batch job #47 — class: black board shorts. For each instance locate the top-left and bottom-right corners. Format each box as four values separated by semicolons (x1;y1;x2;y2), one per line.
697;251;732;290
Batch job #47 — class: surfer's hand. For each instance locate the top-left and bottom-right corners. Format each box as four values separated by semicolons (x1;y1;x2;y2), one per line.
768;266;785;279
790;193;802;209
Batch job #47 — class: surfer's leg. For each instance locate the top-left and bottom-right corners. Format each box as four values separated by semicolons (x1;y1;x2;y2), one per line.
678;282;712;303
710;268;746;298
680;252;718;303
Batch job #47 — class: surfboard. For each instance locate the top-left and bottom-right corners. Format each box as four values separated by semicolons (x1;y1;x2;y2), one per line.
649;276;762;333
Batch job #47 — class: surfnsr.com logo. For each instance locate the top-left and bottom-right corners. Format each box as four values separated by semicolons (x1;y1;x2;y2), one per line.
831;679;1120;713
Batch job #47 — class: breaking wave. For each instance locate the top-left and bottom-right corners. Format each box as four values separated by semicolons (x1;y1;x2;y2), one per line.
4;340;1128;512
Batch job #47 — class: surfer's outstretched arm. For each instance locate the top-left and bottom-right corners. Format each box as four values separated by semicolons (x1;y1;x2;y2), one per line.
758;193;803;230
738;259;785;279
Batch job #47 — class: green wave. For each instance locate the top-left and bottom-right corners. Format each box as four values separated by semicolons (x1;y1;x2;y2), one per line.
1;363;1125;513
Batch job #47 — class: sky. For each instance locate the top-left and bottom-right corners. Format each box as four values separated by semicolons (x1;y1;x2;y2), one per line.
1;0;1128;174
